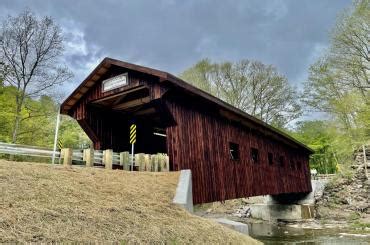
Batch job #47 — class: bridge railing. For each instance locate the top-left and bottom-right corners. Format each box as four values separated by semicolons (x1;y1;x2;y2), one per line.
0;142;169;172
60;148;170;172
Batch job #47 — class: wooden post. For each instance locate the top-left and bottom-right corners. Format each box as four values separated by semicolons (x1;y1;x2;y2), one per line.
151;154;159;172
120;151;130;170
144;154;151;171
59;148;65;164
163;155;170;172
135;153;145;171
63;148;72;166
158;154;169;172
158;154;163;172
103;149;113;170
363;145;368;179
83;148;94;167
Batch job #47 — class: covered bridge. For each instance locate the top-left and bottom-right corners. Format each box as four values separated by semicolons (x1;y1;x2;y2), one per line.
61;57;313;204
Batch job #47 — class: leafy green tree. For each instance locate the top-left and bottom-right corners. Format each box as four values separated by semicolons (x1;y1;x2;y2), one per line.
180;59;301;128
0;82;16;142
0;82;90;149
290;120;346;173
58;116;91;149
16;95;57;146
303;0;369;150
180;59;214;93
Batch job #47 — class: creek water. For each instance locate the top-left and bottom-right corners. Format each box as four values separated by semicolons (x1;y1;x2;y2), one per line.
248;223;370;244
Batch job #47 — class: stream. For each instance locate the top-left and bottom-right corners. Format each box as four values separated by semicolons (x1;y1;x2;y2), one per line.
248;223;370;244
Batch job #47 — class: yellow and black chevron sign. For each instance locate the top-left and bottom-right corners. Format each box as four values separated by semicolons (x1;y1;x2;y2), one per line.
58;139;63;149
130;124;136;144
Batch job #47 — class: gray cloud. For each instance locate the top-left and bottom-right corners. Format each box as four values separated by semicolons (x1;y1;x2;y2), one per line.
0;0;350;95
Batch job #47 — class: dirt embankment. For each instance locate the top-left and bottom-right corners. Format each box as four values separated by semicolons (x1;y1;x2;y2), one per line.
315;150;370;228
0;160;259;244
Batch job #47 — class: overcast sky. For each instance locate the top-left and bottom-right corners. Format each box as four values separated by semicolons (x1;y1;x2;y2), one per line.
0;0;351;96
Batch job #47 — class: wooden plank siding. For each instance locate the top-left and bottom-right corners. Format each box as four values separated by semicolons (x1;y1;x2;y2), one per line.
165;98;311;204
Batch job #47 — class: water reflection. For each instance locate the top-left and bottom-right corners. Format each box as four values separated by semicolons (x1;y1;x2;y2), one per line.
248;223;370;244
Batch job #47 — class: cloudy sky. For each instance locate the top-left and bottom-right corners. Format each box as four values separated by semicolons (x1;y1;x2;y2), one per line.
0;0;351;96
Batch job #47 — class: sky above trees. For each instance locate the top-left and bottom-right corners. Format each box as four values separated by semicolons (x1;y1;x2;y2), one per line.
0;0;351;97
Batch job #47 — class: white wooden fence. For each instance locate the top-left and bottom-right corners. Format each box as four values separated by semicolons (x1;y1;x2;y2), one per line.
0;142;169;172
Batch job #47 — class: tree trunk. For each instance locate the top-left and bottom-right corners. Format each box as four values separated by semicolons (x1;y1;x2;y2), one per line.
11;92;24;143
11;104;21;143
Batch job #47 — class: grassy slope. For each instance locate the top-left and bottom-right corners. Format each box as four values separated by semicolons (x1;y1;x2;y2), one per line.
0;160;259;244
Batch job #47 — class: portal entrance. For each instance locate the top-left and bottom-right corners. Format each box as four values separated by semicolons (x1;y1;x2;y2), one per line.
133;119;167;154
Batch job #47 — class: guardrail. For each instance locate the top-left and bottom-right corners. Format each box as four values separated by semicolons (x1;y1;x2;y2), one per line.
0;142;60;159
0;142;169;172
60;148;169;172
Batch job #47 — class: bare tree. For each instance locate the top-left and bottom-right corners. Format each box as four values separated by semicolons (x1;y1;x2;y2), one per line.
330;0;369;97
180;59;301;127
0;10;73;143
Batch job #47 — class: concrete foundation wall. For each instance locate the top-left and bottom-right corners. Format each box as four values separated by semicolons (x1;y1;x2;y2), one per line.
250;204;314;221
173;169;193;212
213;218;249;234
249;180;328;221
265;179;328;205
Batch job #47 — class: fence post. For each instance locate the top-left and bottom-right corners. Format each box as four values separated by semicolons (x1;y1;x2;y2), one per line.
135;153;145;171
120;151;130;170
63;148;72;166
59;148;65;164
144;154;151;171
161;154;170;172
166;155;170;171
151;154;159;172
84;148;94;167
103;149;113;169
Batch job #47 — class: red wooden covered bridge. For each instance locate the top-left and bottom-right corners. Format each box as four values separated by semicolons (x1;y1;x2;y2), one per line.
61;57;313;204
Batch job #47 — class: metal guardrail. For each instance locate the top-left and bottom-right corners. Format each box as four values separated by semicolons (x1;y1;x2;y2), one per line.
0;142;60;159
94;150;103;164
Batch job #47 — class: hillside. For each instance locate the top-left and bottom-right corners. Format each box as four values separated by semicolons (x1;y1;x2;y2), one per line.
0;160;259;244
315;149;370;227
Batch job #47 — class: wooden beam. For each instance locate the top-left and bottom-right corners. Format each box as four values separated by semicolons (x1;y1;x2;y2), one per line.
112;97;151;110
96;67;108;75
91;74;101;81
134;107;156;116
86;81;95;86
112;94;128;106
80;87;89;93
91;85;147;104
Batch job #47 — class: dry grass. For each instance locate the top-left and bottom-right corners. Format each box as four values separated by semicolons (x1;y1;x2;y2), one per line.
0;160;259;244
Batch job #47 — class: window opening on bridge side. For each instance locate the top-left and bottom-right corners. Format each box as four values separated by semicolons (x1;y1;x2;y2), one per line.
251;147;259;164
229;142;239;161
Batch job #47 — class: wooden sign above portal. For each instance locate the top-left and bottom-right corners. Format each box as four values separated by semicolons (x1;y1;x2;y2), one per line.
102;73;128;92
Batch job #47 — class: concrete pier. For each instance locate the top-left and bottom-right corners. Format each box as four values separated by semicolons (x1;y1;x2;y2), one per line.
248;180;328;221
249;204;314;221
